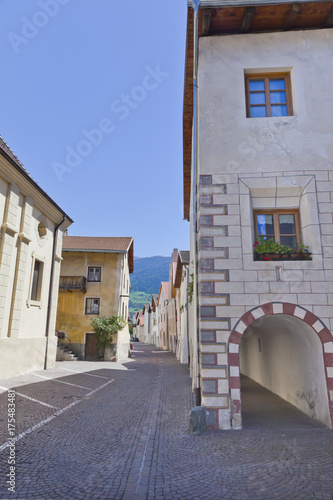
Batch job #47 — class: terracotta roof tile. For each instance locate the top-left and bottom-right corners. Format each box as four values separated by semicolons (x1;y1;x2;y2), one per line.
62;236;134;273
63;235;133;252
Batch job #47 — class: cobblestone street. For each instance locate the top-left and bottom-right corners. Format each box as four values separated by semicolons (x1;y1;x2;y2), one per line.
0;344;333;500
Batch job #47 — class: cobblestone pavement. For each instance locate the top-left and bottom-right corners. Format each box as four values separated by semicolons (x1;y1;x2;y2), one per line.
0;344;332;500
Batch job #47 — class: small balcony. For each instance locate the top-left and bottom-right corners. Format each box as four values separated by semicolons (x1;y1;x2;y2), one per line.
59;276;86;292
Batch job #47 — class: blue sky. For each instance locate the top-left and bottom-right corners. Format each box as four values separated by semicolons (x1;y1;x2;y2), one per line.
0;0;189;257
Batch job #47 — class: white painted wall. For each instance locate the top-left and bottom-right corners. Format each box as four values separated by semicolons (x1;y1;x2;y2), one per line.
0;159;70;378
176;267;189;364
199;29;333;176
240;315;331;427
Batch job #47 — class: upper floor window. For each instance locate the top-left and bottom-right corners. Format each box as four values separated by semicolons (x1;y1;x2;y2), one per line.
245;73;292;118
254;210;300;247
31;259;44;301
85;298;100;315
87;267;101;282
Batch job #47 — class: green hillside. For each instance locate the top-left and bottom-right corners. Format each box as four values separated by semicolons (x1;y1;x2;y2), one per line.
129;256;169;317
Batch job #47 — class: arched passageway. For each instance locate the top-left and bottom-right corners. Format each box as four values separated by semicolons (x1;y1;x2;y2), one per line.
228;303;333;429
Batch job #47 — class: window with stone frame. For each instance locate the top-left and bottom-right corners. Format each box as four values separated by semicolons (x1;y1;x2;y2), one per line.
245;73;293;118
87;267;101;282
85;298;100;315
254;209;301;247
30;259;44;302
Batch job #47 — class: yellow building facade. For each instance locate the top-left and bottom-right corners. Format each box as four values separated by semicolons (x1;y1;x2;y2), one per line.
56;236;133;361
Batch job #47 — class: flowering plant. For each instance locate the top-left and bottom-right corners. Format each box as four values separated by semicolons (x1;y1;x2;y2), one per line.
253;237;310;260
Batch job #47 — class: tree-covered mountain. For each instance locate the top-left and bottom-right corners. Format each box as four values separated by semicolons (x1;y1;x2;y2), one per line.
129;256;169;316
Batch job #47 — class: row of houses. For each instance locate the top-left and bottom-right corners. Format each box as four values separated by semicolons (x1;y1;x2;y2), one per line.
0;135;133;379
132;250;191;365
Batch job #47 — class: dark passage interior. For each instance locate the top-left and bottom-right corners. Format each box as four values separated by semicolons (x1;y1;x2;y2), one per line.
241;375;325;430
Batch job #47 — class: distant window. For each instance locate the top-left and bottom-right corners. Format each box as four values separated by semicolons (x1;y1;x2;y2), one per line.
245;73;292;118
85;298;100;315
30;259;44;301
87;267;101;282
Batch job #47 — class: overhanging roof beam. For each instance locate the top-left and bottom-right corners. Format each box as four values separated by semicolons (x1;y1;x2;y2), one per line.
202;9;212;35
324;5;333;26
284;3;301;30
240;6;255;33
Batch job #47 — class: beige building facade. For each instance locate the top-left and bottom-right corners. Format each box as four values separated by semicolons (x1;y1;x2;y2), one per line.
158;282;169;350
175;251;190;365
184;1;333;429
0;137;72;379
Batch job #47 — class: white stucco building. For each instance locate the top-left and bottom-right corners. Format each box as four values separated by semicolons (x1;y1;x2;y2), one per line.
151;294;159;347
184;0;333;429
158;282;169;350
0;136;72;379
175;251;190;364
142;303;151;344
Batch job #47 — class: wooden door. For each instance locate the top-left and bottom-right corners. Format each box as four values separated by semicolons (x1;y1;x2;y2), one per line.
85;333;98;360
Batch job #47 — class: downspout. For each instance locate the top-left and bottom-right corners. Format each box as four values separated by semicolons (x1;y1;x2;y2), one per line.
44;216;66;370
192;0;201;407
118;252;125;317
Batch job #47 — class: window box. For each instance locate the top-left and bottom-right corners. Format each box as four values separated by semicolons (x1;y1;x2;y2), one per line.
253;238;312;261
254;252;312;261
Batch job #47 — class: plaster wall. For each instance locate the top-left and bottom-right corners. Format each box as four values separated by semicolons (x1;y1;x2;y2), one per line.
198;29;333;175
167;298;177;353
158;288;168;350
240;315;331;426
56;251;129;360
151;310;159;347
176;268;189;364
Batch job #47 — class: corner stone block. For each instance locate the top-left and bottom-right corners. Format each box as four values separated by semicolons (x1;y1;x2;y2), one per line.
189;406;207;435
219;409;231;430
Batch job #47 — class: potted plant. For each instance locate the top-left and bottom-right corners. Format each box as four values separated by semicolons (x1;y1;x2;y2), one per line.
253;237;283;260
291;244;311;259
253;237;311;261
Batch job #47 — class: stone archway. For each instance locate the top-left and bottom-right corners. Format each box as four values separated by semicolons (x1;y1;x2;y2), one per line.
228;302;333;429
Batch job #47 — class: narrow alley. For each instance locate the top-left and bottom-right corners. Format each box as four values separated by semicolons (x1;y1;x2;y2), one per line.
0;344;332;500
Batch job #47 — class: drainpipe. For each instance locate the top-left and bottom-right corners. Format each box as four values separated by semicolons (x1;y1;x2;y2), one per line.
118;253;125;317
44;216;66;370
192;0;201;407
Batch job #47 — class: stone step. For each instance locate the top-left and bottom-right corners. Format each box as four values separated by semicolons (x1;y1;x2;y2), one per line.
56;345;79;362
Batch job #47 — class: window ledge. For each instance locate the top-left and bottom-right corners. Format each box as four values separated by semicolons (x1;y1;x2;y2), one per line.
254;253;312;261
26;299;42;309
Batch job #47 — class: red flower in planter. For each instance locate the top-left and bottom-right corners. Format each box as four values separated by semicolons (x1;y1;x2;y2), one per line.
264;257;270;261
253;241;259;247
